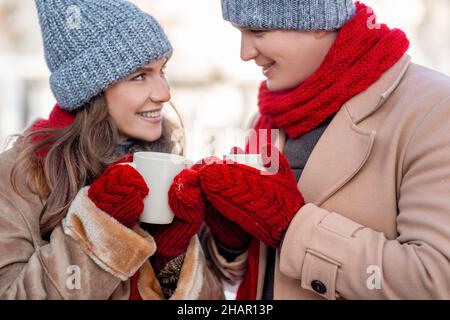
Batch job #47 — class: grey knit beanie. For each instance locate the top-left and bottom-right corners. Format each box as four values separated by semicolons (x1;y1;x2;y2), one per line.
35;0;173;111
222;0;356;31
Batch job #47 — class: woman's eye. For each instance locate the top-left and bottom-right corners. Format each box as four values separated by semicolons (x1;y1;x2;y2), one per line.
160;66;167;76
131;73;146;81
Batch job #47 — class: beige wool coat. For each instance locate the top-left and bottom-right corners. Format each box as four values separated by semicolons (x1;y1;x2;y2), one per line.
205;55;450;300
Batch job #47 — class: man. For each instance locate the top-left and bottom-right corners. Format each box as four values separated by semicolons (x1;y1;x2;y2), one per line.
197;0;450;299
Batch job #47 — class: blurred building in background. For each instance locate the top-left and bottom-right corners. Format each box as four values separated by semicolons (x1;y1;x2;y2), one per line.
1;0;449;161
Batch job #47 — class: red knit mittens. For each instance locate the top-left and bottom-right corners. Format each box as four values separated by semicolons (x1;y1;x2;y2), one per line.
88;164;149;228
144;168;206;274
199;147;305;248
202;148;251;251
205;203;251;251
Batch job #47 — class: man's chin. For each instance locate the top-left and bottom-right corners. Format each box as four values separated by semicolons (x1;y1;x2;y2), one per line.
266;78;303;92
266;79;286;92
265;79;276;91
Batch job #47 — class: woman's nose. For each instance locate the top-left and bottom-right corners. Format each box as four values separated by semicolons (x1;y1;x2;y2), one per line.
149;77;171;103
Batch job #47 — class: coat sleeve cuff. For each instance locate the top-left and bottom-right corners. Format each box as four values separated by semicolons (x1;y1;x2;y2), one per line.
280;203;364;300
62;187;156;281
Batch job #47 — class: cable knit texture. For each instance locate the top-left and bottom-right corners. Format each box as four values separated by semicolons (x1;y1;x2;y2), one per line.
205;204;251;251
88;164;149;228
199;147;304;249
252;2;410;145
145;169;206;275
204;147;251;251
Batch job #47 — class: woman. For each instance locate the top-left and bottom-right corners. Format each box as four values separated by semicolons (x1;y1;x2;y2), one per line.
194;0;450;299
0;0;223;300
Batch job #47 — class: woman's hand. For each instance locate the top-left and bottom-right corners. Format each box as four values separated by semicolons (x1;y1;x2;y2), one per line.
144;168;206;274
88;163;149;228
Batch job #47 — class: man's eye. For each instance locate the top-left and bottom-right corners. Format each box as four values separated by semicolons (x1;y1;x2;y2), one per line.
250;29;264;35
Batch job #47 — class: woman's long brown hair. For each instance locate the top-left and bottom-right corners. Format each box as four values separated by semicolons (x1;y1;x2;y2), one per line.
10;94;182;237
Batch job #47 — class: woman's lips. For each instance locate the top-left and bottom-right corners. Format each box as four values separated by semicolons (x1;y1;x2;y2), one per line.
137;110;162;124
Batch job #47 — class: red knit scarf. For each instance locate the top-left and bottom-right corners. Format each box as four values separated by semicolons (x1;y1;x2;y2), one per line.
252;1;409;146
31;104;76;161
239;2;409;300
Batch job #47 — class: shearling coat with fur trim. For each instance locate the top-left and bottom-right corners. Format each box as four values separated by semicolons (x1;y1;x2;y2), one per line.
0;146;224;300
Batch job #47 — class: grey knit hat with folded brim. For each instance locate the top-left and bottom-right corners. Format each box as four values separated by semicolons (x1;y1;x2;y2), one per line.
35;0;173;111
222;0;356;31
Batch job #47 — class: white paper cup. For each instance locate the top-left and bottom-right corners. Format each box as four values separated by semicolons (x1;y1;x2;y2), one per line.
122;152;188;224
224;154;268;172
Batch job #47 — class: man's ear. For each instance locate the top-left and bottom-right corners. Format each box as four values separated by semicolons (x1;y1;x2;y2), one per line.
312;30;338;45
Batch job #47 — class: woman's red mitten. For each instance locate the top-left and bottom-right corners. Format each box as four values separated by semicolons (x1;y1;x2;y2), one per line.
88;164;149;228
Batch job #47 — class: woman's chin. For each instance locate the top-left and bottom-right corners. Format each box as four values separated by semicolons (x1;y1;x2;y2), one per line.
144;132;163;142
128;129;162;143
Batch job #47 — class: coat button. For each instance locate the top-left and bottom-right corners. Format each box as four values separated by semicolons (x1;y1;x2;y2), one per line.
311;280;327;294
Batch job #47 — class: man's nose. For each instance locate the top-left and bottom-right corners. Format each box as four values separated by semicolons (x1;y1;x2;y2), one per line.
240;34;258;62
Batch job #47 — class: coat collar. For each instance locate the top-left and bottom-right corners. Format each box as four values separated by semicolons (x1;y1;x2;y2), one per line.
276;54;411;206
345;54;411;124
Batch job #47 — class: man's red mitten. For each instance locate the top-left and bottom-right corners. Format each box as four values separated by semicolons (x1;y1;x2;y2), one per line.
202;147;251;251
198;146;304;248
205;203;251;251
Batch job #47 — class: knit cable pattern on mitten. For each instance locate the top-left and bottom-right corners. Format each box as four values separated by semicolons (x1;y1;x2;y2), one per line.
88;164;149;228
145;168;205;274
205;203;251;251
199;148;304;248
192;149;251;251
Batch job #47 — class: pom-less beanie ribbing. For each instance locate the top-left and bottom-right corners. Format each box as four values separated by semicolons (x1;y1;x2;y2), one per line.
35;0;173;111
222;0;356;31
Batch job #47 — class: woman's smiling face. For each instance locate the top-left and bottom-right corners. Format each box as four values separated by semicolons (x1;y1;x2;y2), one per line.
104;58;171;143
236;27;338;92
